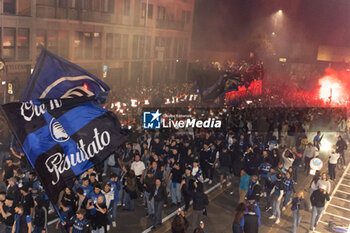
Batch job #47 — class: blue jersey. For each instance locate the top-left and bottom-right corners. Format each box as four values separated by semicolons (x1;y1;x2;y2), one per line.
89;192;105;215
259;163;271;179
72;217;88;233
108;179;121;203
283;178;294;192
74;184;93;198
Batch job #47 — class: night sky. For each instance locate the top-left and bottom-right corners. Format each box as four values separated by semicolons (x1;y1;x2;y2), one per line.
192;0;350;53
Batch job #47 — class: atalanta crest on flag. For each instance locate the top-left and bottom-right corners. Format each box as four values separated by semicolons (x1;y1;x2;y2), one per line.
2;97;127;203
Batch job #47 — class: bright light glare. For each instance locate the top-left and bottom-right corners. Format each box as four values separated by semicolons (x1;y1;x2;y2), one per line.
321;140;332;152
319;75;343;103
278;10;283;14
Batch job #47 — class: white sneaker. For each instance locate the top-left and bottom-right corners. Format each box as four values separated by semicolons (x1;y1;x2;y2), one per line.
269;215;276;220
263;192;267;197
107;225;110;231
112;221;116;228
102;173;107;177
209;180;213;184
275;218;280;224
282;207;286;211
204;178;209;183
230;191;234;195
226;182;232;187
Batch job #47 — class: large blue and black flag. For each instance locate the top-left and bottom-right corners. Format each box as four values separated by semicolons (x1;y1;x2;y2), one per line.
2;97;127;203
22;49;109;102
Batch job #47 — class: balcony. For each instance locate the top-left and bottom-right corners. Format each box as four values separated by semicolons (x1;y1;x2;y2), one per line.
156;20;184;31
36;5;113;24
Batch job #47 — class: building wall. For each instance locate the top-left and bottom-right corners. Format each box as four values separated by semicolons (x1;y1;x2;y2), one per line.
0;0;194;97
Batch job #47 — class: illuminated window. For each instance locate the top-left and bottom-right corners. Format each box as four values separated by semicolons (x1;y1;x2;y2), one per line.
93;33;101;59
84;33;92;58
18;28;29;59
47;30;58;54
3;28;16;59
74;32;83;59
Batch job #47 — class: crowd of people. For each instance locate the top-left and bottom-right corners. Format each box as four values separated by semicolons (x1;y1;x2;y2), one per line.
0;93;348;233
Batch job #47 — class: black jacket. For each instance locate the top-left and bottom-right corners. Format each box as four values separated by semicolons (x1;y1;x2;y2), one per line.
33;205;47;228
192;191;209;211
310;190;330;208
291;197;308;211
243;212;259;233
150;185;167;203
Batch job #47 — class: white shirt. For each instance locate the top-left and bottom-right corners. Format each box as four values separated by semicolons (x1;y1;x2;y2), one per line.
329;150;340;164
131;161;145;176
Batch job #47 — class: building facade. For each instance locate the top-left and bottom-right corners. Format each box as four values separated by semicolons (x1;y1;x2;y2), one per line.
0;0;194;98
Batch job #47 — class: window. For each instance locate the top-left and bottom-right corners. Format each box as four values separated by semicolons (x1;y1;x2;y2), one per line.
121;34;129;58
3;0;16;14
132;35;138;59
173;38;178;58
83;0;92;10
123;0;130;16
18;28;29;60
74;32;83;59
3;28;15;59
92;33;101;59
145;36;151;59
102;0;114;13
182;11;191;24
38;0;55;7
157;6;165;20
106;33;113;59
68;0;77;8
148;5;153;19
165;38;171;58
59;31;69;58
47;30;58;54
142;4;153;19
92;0;100;11
59;0;68;8
36;30;46;56
183;39;188;58
84;33;92;58
114;34;121;59
132;35;145;59
106;33;123;59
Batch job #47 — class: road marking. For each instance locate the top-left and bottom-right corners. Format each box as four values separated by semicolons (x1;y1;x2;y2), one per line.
141;181;224;233
318;163;350;227
340;183;350;188
328;203;350;212
324;211;350;221
336;189;350;195
48;218;59;225
333;196;350;203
